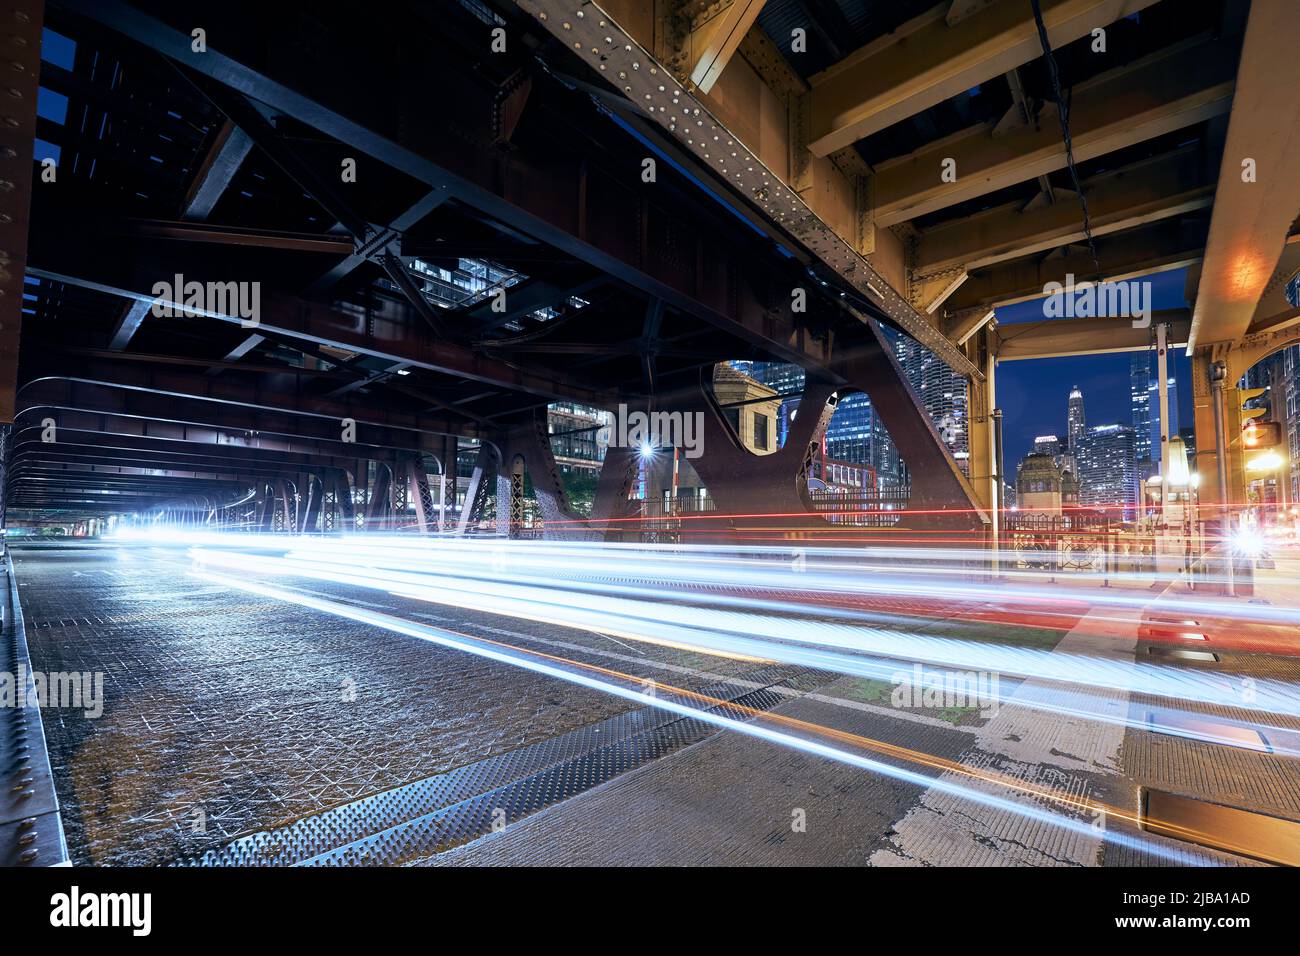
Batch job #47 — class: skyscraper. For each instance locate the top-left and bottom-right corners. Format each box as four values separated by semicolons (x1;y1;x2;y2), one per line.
1033;435;1061;458
824;393;902;488
1076;423;1140;520
1130;349;1181;471
1130;353;1152;463
1067;386;1086;452
894;332;969;475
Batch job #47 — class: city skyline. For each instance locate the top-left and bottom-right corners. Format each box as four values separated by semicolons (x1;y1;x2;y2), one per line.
996;270;1196;474
1015;381;1141;518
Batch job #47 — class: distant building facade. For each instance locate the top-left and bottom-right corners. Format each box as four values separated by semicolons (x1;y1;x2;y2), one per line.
725;331;969;493
741;360;806;448
824;394;904;489
1130;352;1152;464
1033;435;1061;458
547;403;610;476
1066;386;1086;453
895;332;969;476
734;360;907;489
1130;348;1180;472
1076;423;1139;520
1240;343;1300;503
714;365;781;454
1016;453;1064;516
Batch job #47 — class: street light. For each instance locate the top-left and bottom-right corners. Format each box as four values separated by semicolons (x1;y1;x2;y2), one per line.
1245;450;1285;473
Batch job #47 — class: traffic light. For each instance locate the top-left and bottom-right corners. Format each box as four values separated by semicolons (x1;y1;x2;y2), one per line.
1239;386;1269;425
1242;419;1283;449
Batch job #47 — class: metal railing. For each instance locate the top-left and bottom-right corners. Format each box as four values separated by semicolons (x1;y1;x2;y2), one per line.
1001;511;1163;578
806;487;911;527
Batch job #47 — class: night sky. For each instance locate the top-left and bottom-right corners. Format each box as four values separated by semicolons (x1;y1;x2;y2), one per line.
993;266;1195;472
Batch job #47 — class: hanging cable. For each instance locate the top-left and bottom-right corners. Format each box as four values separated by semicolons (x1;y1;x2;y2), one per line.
1029;0;1102;279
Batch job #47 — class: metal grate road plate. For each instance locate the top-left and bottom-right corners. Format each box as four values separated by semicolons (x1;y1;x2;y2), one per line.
182;666;820;866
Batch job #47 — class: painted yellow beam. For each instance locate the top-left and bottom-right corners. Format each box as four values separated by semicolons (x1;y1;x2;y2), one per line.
1245;304;1300;337
996;311;1190;361
913;146;1216;276
945;307;996;345
806;0;1159;157
871;37;1235;228
1188;0;1300;349
685;0;769;95
948;217;1209;311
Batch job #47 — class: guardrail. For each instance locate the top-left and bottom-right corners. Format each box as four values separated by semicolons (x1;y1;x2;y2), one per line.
0;544;69;866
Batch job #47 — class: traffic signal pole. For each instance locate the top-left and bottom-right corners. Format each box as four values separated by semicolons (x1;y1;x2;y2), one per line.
1157;322;1172;503
1210;360;1234;597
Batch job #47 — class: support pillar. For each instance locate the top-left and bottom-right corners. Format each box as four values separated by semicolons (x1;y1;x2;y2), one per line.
271;478;293;532
591;444;640;541
364;462;392;530
496;455;526;538
300;474;323;532
256;482;274;531
456;443;498;535
322;473;337;533
674;372;840;541
439;435;458;532
337;469;356;531
489;411;599;540
1157;321;1172;483
966;324;999;525
406;454;436;534
1209;359;1235;595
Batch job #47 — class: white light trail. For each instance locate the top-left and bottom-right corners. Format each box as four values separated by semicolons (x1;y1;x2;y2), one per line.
188;544;1300;723
192;567;1205;865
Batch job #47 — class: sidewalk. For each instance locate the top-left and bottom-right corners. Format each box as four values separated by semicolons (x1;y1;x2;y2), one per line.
870;556;1300;866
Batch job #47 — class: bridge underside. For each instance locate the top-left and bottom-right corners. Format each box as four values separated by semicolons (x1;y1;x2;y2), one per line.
3;0;992;541
7;0;1299;543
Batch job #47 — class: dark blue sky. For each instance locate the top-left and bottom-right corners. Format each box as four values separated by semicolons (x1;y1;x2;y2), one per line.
993;267;1194;471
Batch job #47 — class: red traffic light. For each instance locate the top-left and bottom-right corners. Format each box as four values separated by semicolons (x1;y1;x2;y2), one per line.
1242;420;1283;448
